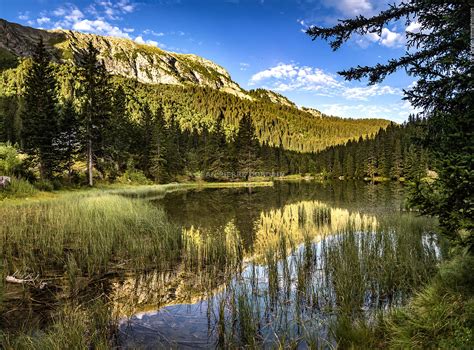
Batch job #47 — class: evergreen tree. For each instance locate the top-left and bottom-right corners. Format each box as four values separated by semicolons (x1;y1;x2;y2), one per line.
21;38;60;179
236;114;262;180
205;116;230;179
148;106;168;182
77;41;112;186
390;138;403;179
105;85;132;177
57;99;80;178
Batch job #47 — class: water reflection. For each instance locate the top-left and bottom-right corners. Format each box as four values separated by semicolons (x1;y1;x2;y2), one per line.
117;181;441;348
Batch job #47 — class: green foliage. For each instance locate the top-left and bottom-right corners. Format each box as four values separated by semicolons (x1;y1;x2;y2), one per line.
77;41;113;186
312;120;429;180
0;177;37;199
0;142;22;175
123;79;389;153
0;193;181;275
386;255;474;349
0;301;113;349
34;179;55;192
0;48;18;70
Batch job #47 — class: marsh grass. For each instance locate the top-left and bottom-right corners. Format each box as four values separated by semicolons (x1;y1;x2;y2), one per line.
0;184;444;348
211;211;441;348
0;177;37;200
0;300;115;350
1;194;182;277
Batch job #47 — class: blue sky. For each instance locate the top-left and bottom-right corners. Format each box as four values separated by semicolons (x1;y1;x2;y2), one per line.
0;0;421;122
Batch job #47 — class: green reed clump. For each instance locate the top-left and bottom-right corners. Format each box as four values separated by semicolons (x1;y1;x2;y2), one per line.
211;212;442;348
0;193;181;277
0;300;115;350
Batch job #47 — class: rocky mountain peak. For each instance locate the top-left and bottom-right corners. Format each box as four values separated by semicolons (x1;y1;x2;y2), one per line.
0;18;250;99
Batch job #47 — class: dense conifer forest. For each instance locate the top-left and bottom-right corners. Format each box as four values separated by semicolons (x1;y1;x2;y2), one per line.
0;39;426;185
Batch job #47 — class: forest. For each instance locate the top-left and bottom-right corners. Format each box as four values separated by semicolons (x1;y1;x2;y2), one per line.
0;39;426;187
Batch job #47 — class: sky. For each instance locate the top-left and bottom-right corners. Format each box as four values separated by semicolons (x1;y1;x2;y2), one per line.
0;0;421;122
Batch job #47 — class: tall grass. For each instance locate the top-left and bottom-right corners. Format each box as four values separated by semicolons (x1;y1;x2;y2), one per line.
0;300;115;349
210;210;441;348
0;194;181;277
0;177;37;199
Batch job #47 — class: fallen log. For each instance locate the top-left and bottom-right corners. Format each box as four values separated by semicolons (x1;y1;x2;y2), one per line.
6;275;47;289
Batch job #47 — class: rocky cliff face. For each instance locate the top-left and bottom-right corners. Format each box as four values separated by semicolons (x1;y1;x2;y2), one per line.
0;19;249;99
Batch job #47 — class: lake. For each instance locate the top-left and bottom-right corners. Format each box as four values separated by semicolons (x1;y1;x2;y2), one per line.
114;181;442;348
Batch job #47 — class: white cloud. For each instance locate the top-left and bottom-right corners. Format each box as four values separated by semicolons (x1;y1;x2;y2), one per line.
329;0;373;17
249;62;403;109
343;85;402;100
134;35;145;44
143;29;165;37
73;19;131;38
240;62;250;71
380;28;404;47
320;101;415;122
356;27;405;48
249;63;342;94
37;17;51;25
18;12;30;20
406;21;421;33
134;36;160;47
123;27;135;33
94;0;136;19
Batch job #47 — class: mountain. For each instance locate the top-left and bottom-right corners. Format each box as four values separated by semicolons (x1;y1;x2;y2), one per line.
0;19;391;153
0;18;248;99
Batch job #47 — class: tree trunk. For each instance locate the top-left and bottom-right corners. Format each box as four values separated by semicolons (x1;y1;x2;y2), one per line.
88;134;93;186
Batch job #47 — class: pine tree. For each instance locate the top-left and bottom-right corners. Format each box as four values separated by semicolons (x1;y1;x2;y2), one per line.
21;39;60;179
148;106;168;182
77;41;112;186
390;138;403;179
205;116;230;179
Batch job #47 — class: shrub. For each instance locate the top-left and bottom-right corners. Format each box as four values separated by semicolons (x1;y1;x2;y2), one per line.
0;143;22;176
118;169;152;185
35;179;54;192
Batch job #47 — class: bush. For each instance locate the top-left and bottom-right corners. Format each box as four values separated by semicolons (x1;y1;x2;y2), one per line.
35;179;54;192
0;177;37;199
0;143;22;176
118;169;152;185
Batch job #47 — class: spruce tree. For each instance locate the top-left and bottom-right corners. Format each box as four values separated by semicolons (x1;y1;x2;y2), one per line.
21;38;60;179
77;41;112;186
57;99;80;178
236;114;262;180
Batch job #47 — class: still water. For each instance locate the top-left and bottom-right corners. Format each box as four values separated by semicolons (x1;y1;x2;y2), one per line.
117;181;441;348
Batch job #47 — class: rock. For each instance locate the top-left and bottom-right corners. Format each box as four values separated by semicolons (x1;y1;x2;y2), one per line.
0;176;11;189
0;19;251;100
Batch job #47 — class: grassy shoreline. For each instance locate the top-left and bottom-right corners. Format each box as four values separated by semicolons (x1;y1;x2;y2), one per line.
0;180;274;205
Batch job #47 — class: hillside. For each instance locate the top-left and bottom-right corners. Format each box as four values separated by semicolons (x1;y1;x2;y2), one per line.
0;19;390;153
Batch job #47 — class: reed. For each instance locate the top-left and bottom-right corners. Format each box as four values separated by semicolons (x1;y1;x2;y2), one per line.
0;194;182;277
